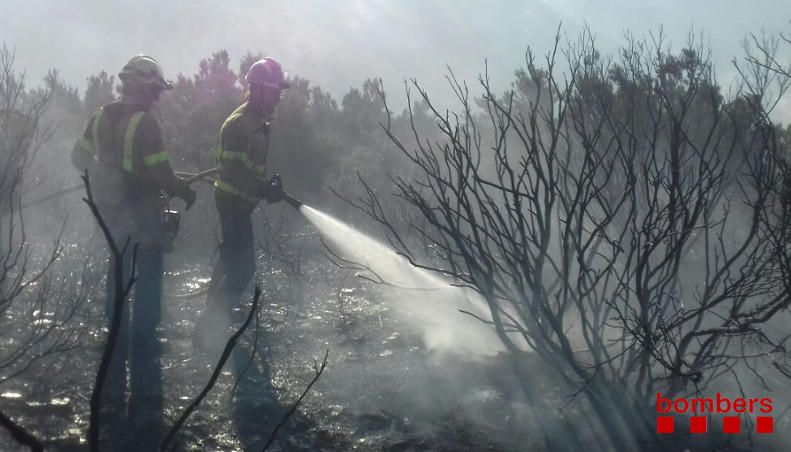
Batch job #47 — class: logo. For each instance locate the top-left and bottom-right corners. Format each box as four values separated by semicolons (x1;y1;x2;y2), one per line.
656;393;773;434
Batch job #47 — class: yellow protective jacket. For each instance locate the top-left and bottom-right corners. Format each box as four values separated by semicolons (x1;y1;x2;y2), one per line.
71;101;184;201
213;101;271;206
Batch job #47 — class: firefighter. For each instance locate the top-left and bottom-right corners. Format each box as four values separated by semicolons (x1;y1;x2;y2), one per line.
195;58;289;364
72;54;196;449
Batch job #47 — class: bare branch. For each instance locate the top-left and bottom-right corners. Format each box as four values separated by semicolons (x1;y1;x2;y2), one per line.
262;349;330;451
161;286;262;451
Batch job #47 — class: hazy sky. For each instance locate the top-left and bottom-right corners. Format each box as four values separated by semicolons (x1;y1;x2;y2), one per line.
1;0;789;113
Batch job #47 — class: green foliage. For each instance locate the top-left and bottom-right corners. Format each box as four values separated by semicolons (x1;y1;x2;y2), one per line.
238;50;264;83
83;71;115;116
43;69;81;120
158;50;244;171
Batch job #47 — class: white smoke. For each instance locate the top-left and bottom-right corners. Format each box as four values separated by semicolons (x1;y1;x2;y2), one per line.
300;205;506;356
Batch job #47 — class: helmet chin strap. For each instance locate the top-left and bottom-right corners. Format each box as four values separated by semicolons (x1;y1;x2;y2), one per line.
248;85;280;117
121;94;153;110
121;86;160;110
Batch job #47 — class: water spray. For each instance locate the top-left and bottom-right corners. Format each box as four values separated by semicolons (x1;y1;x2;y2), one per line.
256;177;502;356
297;204;506;356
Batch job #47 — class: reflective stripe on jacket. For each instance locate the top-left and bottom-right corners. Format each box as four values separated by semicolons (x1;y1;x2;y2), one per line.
71;101;178;197
213;102;270;203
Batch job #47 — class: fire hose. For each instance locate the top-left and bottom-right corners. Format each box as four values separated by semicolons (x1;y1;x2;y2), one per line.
22;169;304;298
161;173;303;298
174;167;219;185
23;167;301;210
20;185;84;209
19;168;219;210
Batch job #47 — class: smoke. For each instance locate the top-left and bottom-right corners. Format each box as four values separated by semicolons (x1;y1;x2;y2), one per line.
772;94;791;126
299;204;506;357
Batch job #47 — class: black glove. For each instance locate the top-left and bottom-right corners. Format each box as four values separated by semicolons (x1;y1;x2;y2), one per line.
175;178;197;210
259;174;285;204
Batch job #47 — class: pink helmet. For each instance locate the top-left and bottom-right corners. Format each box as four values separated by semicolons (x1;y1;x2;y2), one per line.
245;58;289;89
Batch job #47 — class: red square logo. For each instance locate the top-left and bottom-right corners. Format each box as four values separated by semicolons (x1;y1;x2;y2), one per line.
690;416;707;434
723;416;741;434
756;416;774;434
656;416;674;434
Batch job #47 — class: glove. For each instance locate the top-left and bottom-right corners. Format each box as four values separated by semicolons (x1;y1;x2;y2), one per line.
259;174;285;204
175;178;197;210
183;186;197;210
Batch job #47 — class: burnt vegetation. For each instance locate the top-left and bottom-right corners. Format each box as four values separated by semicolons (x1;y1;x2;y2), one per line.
1;26;791;451
355;29;791;450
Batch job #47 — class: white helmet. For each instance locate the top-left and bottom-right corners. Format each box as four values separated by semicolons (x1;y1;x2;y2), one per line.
119;55;172;90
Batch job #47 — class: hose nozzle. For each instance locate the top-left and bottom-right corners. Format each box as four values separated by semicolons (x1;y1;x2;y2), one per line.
264;174;302;209
282;191;302;209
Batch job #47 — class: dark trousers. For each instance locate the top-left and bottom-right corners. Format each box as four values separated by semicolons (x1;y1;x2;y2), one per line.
102;207;164;449
203;193;281;432
199;192;257;376
207;193;255;319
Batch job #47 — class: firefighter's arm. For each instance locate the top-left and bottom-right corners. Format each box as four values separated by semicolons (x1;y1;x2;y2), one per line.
215;119;260;199
137;114;196;209
71;114;97;173
217;120;250;176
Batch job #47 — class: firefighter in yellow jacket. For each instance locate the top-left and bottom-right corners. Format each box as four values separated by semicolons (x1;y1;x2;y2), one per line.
72;55;195;449
196;58;289;362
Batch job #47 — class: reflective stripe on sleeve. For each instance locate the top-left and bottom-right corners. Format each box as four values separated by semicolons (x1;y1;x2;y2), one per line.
214;179;240;195
217;149;249;163
143;151;170;166
214;179;258;202
77;136;95;155
215;147;267;179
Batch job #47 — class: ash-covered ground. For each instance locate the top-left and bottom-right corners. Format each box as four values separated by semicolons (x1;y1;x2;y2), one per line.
0;254;551;451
